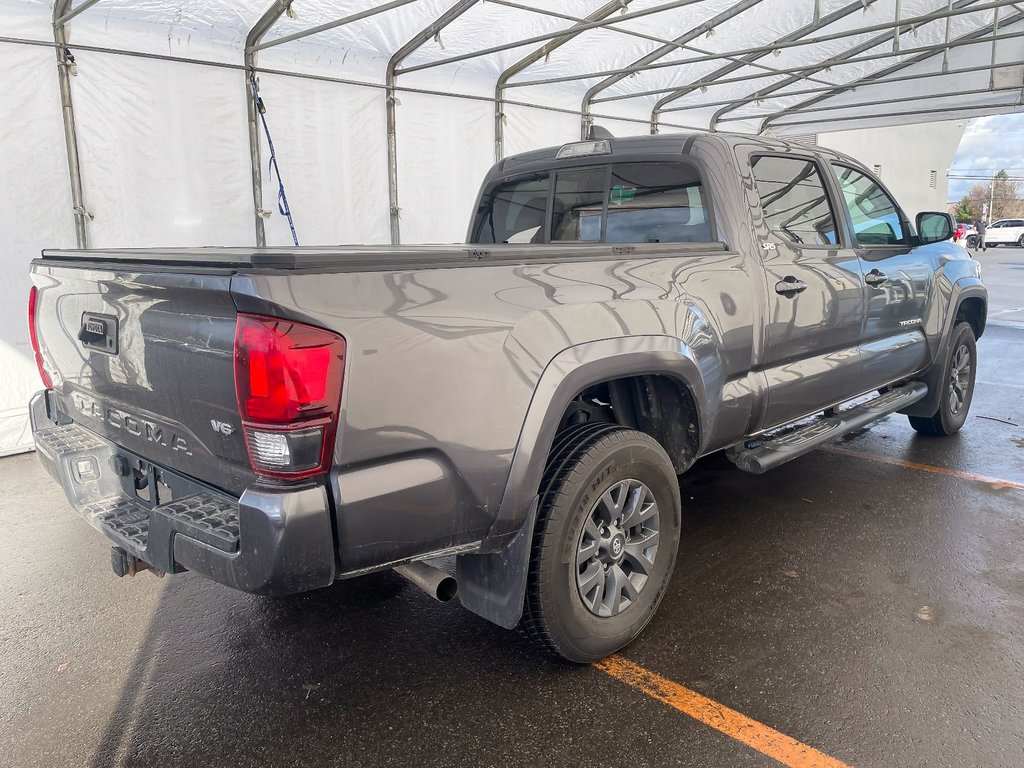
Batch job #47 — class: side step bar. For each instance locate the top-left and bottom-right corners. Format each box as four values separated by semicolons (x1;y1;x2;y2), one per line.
727;382;928;474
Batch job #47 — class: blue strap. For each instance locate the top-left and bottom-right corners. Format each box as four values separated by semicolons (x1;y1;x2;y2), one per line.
250;75;299;247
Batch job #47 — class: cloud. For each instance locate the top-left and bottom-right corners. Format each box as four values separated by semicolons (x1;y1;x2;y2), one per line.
948;113;1024;200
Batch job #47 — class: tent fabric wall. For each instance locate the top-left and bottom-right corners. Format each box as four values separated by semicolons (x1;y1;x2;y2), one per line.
1;0;1021;455
0;42;76;456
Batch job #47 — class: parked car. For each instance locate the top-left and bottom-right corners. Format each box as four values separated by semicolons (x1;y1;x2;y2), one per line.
28;133;985;662
981;218;1024;247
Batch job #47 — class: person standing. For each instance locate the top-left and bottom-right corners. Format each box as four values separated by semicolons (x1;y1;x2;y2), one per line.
974;218;988;251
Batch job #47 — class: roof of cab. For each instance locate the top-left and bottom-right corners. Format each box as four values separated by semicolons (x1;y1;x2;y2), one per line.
495;131;853;178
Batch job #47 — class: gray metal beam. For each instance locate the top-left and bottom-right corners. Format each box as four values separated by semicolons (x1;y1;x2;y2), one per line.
653;57;1024;112
0;31;706;135
657;33;1024;110
506;0;1017;89
648;0;873;133
387;0;480;245
581;0;765;139
493;0;839;92
758;11;1023;131
767;100;1024;130
52;0;89;248
396;0;707;76
711;0;983;130
495;0;629;162
252;0;417;52
54;0;104;28
719;84;1024;122
245;0;293;247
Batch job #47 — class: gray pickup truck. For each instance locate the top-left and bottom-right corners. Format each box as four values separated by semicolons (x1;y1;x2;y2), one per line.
29;133;985;662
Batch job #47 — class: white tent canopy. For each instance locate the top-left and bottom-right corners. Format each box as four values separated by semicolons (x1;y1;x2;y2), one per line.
1;0;1022;454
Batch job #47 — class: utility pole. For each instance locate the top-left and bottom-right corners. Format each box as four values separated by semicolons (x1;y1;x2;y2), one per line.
988;183;995;224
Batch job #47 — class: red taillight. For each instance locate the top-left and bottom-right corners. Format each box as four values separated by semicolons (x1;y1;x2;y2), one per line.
27;286;53;389
234;314;345;480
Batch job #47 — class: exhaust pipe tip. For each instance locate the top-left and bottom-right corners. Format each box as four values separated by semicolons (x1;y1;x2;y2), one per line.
394;561;458;603
434;574;458;602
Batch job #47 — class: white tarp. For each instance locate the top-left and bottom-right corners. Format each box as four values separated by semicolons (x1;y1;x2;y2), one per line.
1;0;1022;453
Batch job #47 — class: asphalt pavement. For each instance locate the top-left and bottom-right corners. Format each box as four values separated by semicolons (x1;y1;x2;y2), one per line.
1;248;1022;768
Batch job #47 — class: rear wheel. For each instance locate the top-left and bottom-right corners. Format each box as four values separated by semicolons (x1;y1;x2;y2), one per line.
908;321;977;436
1018;235;1024;247
522;425;681;663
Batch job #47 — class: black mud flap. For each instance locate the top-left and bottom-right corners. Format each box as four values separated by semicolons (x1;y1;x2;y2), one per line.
455;499;538;630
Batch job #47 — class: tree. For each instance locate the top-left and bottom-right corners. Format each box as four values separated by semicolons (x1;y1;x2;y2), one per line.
990;170;1024;220
955;171;1024;222
957;182;988;223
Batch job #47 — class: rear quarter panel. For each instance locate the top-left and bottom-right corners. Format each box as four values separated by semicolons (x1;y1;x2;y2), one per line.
231;245;756;572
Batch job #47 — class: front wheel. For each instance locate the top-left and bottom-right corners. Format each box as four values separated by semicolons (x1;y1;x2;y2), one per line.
522;426;681;663
908;321;977;436
1018;235;1024;248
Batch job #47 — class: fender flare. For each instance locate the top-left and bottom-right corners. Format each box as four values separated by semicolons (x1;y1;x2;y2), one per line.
902;277;987;418
456;335;708;629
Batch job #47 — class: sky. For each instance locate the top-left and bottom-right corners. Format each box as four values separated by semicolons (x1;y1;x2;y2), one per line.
947;113;1024;202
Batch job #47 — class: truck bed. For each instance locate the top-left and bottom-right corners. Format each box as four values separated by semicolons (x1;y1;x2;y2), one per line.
40;241;728;272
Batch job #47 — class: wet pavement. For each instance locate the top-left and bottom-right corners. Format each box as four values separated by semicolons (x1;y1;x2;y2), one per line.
2;254;1023;768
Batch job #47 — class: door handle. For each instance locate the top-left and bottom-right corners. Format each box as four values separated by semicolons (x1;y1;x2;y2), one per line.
865;270;888;287
775;277;807;296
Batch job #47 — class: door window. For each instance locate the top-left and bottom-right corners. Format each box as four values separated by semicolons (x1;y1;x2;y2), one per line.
473;174;549;243
750;155;838;246
831;164;906;246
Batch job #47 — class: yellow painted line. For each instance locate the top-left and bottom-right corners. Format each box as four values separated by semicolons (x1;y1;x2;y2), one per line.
822;445;1024;492
594;655;851;768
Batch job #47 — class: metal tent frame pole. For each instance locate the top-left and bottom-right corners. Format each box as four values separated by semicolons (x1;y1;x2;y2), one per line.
720;84;1024;123
54;0;104;28
397;0;707;77
251;0;417;52
655;55;1024;112
495;0;630;162
757;12;1024;131
245;0;293;248
647;0;874;133
767;101;1024;130
710;0;985;130
387;0;480;245
581;0;766;138
486;0;837;89
53;0;90;249
504;0;1018;89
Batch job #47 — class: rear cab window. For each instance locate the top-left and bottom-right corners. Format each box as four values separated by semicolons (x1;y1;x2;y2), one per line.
473;160;713;245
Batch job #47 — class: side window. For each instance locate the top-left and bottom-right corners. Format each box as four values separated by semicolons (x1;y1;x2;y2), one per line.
551;168;607;242
605;163;711;243
750;156;838;246
474;174;549;244
831;164;906;246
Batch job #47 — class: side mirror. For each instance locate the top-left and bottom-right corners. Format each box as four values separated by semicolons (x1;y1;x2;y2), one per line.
916;211;954;244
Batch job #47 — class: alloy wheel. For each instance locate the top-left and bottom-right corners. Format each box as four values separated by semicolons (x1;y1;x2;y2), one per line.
575;478;660;617
948;343;972;416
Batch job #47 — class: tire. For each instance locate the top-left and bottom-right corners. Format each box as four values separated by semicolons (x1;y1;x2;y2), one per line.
522;425;681;663
908;321;977;436
1018;235;1024;248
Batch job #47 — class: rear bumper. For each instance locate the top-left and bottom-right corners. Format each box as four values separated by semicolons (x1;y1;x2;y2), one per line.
30;391;336;595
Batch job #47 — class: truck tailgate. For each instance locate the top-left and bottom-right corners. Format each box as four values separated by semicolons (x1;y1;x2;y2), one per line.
31;261;254;495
